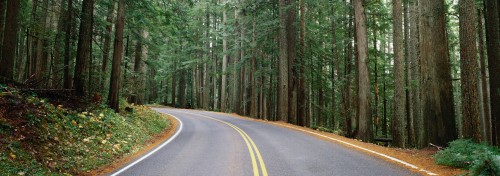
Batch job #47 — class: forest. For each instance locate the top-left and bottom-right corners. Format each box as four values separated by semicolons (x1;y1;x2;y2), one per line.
0;0;499;151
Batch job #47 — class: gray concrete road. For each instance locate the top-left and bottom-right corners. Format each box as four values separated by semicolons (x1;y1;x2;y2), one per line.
110;108;419;176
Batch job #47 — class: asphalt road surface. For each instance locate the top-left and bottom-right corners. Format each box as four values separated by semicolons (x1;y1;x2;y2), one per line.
110;108;418;176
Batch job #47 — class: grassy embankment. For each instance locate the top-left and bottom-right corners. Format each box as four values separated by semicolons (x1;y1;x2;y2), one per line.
0;84;170;175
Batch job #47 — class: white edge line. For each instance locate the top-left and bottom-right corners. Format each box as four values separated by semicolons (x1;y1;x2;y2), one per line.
271;123;438;176
110;112;183;176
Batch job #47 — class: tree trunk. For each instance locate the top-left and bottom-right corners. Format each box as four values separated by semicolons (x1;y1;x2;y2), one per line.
34;0;49;85
484;0;500;146
250;10;257;118
108;0;125;112
131;30;148;105
172;58;177;106
298;0;306;127
0;0;7;51
353;0;373;142
221;10;228;112
409;0;421;149
74;0;94;96
101;0;115;91
419;0;457;147
63;0;73;89
278;0;289;122
458;0;481;142
287;0;297;124
233;8;241;113
477;8;491;144
393;0;406;148
0;0;21;80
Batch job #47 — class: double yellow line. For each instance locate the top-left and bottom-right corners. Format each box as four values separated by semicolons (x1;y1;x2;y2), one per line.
181;112;268;176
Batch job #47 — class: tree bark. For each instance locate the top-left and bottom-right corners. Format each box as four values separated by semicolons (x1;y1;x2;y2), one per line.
221;10;228;112
0;0;21;80
393;0;406;148
63;0;73;89
477;8;491;144
409;0;422;147
458;0;481;142
108;0;125;112
278;0;289;122
0;0;6;51
353;0;373;142
74;0;95;96
419;0;457;147
101;0;115;91
287;0;297;124
484;0;500;146
297;0;306;126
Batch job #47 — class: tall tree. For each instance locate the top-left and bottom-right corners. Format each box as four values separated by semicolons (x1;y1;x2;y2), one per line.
287;0;297;124
108;0;125;112
459;0;481;142
392;0;406;147
0;0;21;80
101;0;116;91
63;0;73;89
353;0;373;142
297;0;306;126
409;0;421;146
477;8;491;144
278;0;289;122
74;0;95;96
484;0;500;146
221;9;228;112
419;0;457;147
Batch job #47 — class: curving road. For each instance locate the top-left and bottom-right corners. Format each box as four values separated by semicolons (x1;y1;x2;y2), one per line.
110;108;418;176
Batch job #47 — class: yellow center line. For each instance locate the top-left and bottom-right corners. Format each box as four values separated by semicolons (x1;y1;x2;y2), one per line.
179;111;268;176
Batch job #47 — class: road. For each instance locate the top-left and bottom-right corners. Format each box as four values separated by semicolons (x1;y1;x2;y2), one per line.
110;108;418;176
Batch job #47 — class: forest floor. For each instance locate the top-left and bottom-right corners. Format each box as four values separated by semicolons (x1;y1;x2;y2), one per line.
0;83;173;175
199;110;467;176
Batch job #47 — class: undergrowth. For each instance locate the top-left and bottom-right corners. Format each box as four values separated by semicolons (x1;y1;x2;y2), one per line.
0;85;170;175
433;139;500;176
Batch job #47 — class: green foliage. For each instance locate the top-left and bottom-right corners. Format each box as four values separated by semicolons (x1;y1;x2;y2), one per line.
433;139;500;175
0;93;170;175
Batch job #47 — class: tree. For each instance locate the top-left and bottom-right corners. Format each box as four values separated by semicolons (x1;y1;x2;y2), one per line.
484;0;500;146
278;0;289;122
221;9;228;112
392;0;406;148
419;0;457;147
0;0;21;80
74;0;95;96
353;0;373;142
477;8;491;144
101;0;116;91
297;0;306;126
63;0;73;89
108;0;125;112
458;0;481;142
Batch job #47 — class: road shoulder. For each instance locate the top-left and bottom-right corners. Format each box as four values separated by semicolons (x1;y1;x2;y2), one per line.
86;112;179;176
